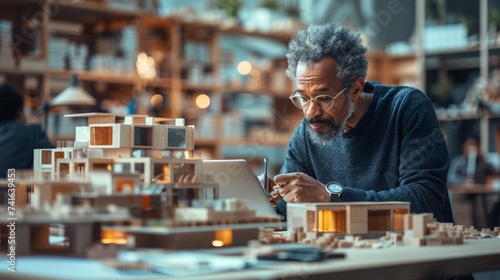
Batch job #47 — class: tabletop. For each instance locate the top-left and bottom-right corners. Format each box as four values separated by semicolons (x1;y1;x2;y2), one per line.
2;238;500;280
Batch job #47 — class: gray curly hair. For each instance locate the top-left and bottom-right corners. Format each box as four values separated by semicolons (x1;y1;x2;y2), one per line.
285;22;368;87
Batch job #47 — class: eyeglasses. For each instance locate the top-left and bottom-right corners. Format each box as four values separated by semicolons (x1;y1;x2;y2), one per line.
289;87;348;110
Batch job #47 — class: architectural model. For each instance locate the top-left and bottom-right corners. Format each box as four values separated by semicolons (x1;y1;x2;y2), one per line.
2;111;497;259
259;208;500;249
0;204;131;256
0;113;281;256
27;113;216;212
106;198;282;250
286;201;410;237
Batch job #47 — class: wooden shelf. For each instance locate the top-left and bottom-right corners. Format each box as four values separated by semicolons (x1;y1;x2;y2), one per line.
221;26;295;44
196;137;291;147
0;67;177;89
0;66;45;76
165;17;295;44
48;70;139;84
182;82;218;92
178;20;220;42
0;2;300;160
366;52;418;86
425;43;500;58
223;85;291;97
223;85;267;94
0;0;147;23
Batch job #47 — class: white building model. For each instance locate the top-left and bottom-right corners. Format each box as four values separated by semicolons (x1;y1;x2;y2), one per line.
1;113;281;255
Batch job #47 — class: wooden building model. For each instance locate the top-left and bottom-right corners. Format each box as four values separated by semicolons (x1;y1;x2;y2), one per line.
287;202;410;237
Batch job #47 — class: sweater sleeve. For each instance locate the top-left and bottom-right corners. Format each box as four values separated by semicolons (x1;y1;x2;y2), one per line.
280;120;313;175
342;89;450;220
277;120;311;220
33;124;54;149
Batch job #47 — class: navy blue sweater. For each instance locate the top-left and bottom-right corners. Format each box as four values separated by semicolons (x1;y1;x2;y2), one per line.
277;81;454;223
0;121;53;178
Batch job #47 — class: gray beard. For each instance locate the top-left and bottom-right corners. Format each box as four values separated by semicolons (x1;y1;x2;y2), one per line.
306;97;355;146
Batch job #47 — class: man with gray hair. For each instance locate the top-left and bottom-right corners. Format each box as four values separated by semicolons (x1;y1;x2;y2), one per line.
266;22;454;223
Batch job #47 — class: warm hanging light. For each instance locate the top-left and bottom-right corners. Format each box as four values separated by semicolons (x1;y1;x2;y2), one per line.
37;74;95;132
51;74;96;106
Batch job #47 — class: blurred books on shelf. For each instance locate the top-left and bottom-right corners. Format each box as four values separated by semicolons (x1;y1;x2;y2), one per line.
0;20;15;68
424;24;468;52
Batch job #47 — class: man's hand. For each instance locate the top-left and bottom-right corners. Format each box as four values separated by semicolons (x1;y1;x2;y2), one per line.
257;174;274;192
273;172;330;203
257;174;282;207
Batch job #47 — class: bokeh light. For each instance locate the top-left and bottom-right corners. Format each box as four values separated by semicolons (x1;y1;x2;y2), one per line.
150;94;164;108
250;68;261;80
195;93;211;109
237;61;252;75
136;52;157;80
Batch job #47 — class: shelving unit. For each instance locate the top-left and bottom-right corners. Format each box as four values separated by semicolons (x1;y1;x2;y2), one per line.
366;51;419;87
0;0;149;136
0;0;301;172
355;0;500;159
2;0;449;173
134;14;302;167
410;0;500;158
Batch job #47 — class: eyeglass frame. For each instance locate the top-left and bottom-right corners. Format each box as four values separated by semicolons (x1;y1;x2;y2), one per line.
289;86;348;110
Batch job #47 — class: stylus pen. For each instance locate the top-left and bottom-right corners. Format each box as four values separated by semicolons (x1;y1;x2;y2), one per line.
263;158;280;196
266;189;280;196
263;157;268;192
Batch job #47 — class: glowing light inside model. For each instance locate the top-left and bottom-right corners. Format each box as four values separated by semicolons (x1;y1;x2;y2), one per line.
101;229;128;245
212;240;224;247
213;229;233;247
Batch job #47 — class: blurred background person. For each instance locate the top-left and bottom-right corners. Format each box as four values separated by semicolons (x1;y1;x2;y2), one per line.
448;135;497;186
0;82;54;178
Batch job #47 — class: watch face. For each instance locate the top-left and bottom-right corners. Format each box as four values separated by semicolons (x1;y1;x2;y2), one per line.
327;182;342;193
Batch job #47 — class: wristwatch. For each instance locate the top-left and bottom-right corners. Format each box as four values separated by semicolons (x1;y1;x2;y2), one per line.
325;181;343;202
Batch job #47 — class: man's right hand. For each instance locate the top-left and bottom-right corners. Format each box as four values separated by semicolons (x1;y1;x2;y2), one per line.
273;172;330;203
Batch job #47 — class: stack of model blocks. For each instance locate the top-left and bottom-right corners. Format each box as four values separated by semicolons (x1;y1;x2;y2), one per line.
258;211;500;249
